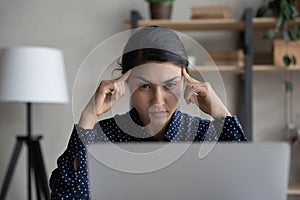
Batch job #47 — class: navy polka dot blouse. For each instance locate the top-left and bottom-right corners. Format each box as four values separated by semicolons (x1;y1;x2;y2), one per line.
50;108;247;199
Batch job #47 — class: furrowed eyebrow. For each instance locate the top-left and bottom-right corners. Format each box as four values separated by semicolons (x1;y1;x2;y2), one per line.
134;76;181;84
163;76;181;83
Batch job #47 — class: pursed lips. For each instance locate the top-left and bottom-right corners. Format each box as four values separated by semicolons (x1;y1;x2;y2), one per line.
149;110;168;118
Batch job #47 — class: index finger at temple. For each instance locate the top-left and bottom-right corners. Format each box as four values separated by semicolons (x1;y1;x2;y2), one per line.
182;68;197;83
119;69;131;82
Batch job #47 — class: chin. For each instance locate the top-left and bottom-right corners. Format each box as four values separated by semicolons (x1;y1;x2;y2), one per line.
149;116;170;127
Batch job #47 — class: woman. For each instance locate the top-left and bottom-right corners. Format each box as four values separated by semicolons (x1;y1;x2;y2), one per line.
50;26;246;199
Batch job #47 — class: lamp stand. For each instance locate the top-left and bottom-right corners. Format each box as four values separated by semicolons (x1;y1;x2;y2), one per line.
0;103;50;200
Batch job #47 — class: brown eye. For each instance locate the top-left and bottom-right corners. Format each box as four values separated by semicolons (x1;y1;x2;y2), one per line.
140;84;151;89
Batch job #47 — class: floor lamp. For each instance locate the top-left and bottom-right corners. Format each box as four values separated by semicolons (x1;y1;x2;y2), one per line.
0;46;69;200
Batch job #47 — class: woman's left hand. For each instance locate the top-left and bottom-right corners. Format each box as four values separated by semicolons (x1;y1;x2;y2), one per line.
182;68;231;118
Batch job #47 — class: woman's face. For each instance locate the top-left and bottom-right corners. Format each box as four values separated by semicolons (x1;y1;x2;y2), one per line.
127;62;184;134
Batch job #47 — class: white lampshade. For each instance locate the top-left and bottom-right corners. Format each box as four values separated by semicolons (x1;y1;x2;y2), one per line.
0;46;69;103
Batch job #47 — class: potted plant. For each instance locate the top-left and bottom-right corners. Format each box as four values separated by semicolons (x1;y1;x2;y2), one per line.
256;0;300;67
145;0;175;19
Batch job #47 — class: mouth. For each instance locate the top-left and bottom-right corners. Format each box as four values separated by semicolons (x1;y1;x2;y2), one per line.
149;110;168;118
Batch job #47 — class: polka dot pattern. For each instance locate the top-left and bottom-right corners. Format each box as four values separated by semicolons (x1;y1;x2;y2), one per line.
50;108;247;199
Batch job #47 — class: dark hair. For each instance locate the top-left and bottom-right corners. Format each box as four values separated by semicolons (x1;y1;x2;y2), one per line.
121;26;188;74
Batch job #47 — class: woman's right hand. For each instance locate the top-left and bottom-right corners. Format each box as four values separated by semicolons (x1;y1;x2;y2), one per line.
78;70;131;129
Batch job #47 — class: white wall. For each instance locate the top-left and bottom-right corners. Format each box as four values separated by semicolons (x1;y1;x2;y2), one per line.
0;0;299;199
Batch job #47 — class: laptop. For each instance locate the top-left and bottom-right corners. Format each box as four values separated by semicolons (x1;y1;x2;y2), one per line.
87;142;290;200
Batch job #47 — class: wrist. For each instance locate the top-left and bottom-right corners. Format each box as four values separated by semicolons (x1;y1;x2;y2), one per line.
212;109;231;119
78;107;98;129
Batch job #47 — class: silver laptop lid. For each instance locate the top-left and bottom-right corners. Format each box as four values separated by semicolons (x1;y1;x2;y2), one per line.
88;142;290;200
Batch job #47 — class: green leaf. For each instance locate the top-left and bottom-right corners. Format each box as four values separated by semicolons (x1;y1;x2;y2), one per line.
283;29;291;40
284;80;294;92
292;55;297;65
290;4;299;18
256;5;268;17
277;14;285;28
263;28;276;39
289;29;298;40
281;0;292;19
283;54;292;66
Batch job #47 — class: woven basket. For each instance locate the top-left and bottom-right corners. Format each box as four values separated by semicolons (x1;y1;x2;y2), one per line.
150;2;173;19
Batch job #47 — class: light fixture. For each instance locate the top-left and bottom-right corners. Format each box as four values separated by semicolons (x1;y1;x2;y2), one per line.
0;46;69;200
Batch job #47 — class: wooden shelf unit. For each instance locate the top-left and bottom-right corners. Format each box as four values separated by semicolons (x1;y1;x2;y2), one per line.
124;17;300;31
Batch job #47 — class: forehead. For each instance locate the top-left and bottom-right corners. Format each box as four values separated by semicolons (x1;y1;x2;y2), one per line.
129;62;182;82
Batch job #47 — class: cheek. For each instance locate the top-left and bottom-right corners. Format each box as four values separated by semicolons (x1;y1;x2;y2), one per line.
166;92;180;105
170;86;183;101
131;91;147;108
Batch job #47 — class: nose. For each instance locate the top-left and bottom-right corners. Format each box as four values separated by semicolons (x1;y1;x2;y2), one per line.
151;85;165;105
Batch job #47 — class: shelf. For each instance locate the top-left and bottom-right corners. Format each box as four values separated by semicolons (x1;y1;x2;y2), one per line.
288;184;300;195
253;17;300;30
253;65;300;72
189;65;244;73
123;18;244;31
124;17;300;31
189;65;300;73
